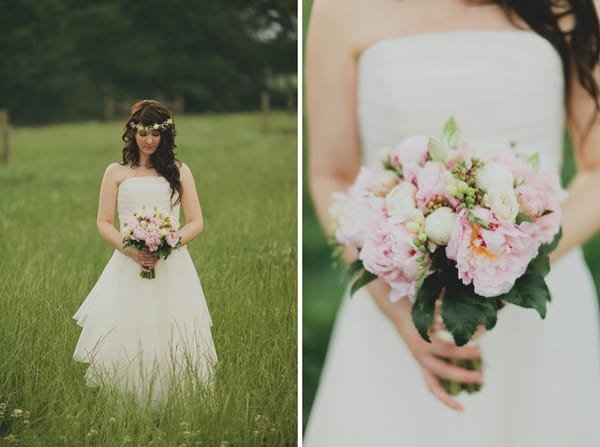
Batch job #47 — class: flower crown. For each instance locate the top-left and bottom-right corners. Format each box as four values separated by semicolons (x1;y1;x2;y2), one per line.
129;118;173;132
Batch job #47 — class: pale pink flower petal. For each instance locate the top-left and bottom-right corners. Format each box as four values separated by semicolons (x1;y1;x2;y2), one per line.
359;221;422;301
446;207;540;297
391;136;429;168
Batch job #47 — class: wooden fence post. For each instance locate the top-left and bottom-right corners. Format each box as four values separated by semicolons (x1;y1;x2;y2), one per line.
0;110;9;164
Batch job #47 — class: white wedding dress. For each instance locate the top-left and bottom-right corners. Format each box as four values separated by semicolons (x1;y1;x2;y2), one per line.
305;31;600;446
73;176;217;403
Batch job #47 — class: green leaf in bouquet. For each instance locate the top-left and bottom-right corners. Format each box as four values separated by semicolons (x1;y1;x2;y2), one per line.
500;269;550;319
428;137;448;162
467;210;490;230
350;268;378;297
429;247;448;272
515;212;534;224
442;279;499;346
529;253;551;277
441;117;460;149
411;273;443;343
346;259;364;277
525;152;540;170
538;227;562;256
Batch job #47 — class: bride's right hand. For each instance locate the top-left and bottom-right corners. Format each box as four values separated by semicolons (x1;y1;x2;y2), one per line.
123;247;158;272
367;279;484;412
402;320;485;412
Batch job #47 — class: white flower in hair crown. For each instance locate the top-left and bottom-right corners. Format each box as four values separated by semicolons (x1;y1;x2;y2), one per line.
129;118;173;132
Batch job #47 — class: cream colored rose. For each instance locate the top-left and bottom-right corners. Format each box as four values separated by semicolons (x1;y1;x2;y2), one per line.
385;182;417;223
372;170;401;197
475;161;514;192
328;192;347;231
483;188;519;222
377;146;393;163
423;207;457;245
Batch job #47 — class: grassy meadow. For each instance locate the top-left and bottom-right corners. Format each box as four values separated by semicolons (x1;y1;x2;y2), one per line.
0;112;297;446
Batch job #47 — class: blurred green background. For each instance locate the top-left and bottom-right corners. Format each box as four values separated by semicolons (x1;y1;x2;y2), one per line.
0;0;296;125
301;0;600;432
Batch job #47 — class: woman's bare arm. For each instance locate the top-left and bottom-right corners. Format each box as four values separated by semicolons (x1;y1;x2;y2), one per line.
306;0;483;412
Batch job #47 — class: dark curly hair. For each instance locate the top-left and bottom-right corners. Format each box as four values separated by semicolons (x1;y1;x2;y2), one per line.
487;0;599;133
121;99;183;206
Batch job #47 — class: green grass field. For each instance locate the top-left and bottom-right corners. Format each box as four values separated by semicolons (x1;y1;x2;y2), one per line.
0;112;297;446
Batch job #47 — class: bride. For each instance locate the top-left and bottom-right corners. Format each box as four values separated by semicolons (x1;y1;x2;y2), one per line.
73;100;217;404
304;0;600;445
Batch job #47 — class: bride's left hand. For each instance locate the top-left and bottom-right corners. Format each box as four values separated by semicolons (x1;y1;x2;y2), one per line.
124;247;158;272
138;249;158;271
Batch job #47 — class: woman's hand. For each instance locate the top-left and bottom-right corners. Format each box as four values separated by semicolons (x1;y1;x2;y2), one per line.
367;278;485;412
402;321;485;412
123;247;158;272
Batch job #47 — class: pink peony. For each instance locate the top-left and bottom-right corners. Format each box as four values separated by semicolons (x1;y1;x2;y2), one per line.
516;169;562;243
372;170;401;197
524;170;561;198
446;207;541;297
145;232;161;252
535;202;562;244
515;184;547;218
400;161;422;184
348;166;379;197
493;147;535;180
391;136;429;168
132;226;146;241
336;195;387;248
125;216;138;229
414;161;459;211
166;230;180;248
359;221;422;301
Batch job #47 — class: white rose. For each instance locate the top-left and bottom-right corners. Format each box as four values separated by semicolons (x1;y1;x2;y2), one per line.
377;146;393;163
385;182;417;223
483;188;520;222
372;170;400;197
423;207;457;245
409;208;425;224
475;161;514;192
328;192;347;231
328;192;346;220
406;220;421;233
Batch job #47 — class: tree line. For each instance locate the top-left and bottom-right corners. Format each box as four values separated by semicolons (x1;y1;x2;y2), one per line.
0;0;297;124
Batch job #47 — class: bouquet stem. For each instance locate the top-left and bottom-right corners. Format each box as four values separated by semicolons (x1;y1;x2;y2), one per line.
440;357;483;395
140;268;156;279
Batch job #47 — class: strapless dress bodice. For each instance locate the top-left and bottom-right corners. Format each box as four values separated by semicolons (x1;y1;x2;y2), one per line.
117;176;180;227
357;30;565;171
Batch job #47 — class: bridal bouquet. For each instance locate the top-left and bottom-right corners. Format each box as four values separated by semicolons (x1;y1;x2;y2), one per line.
122;206;181;279
330;118;562;395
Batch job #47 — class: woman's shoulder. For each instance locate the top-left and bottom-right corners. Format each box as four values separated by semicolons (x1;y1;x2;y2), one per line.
309;0;418;57
103;162;131;184
177;161;194;179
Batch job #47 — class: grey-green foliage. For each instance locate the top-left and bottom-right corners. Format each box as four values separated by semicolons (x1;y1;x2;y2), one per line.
0;0;297;124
